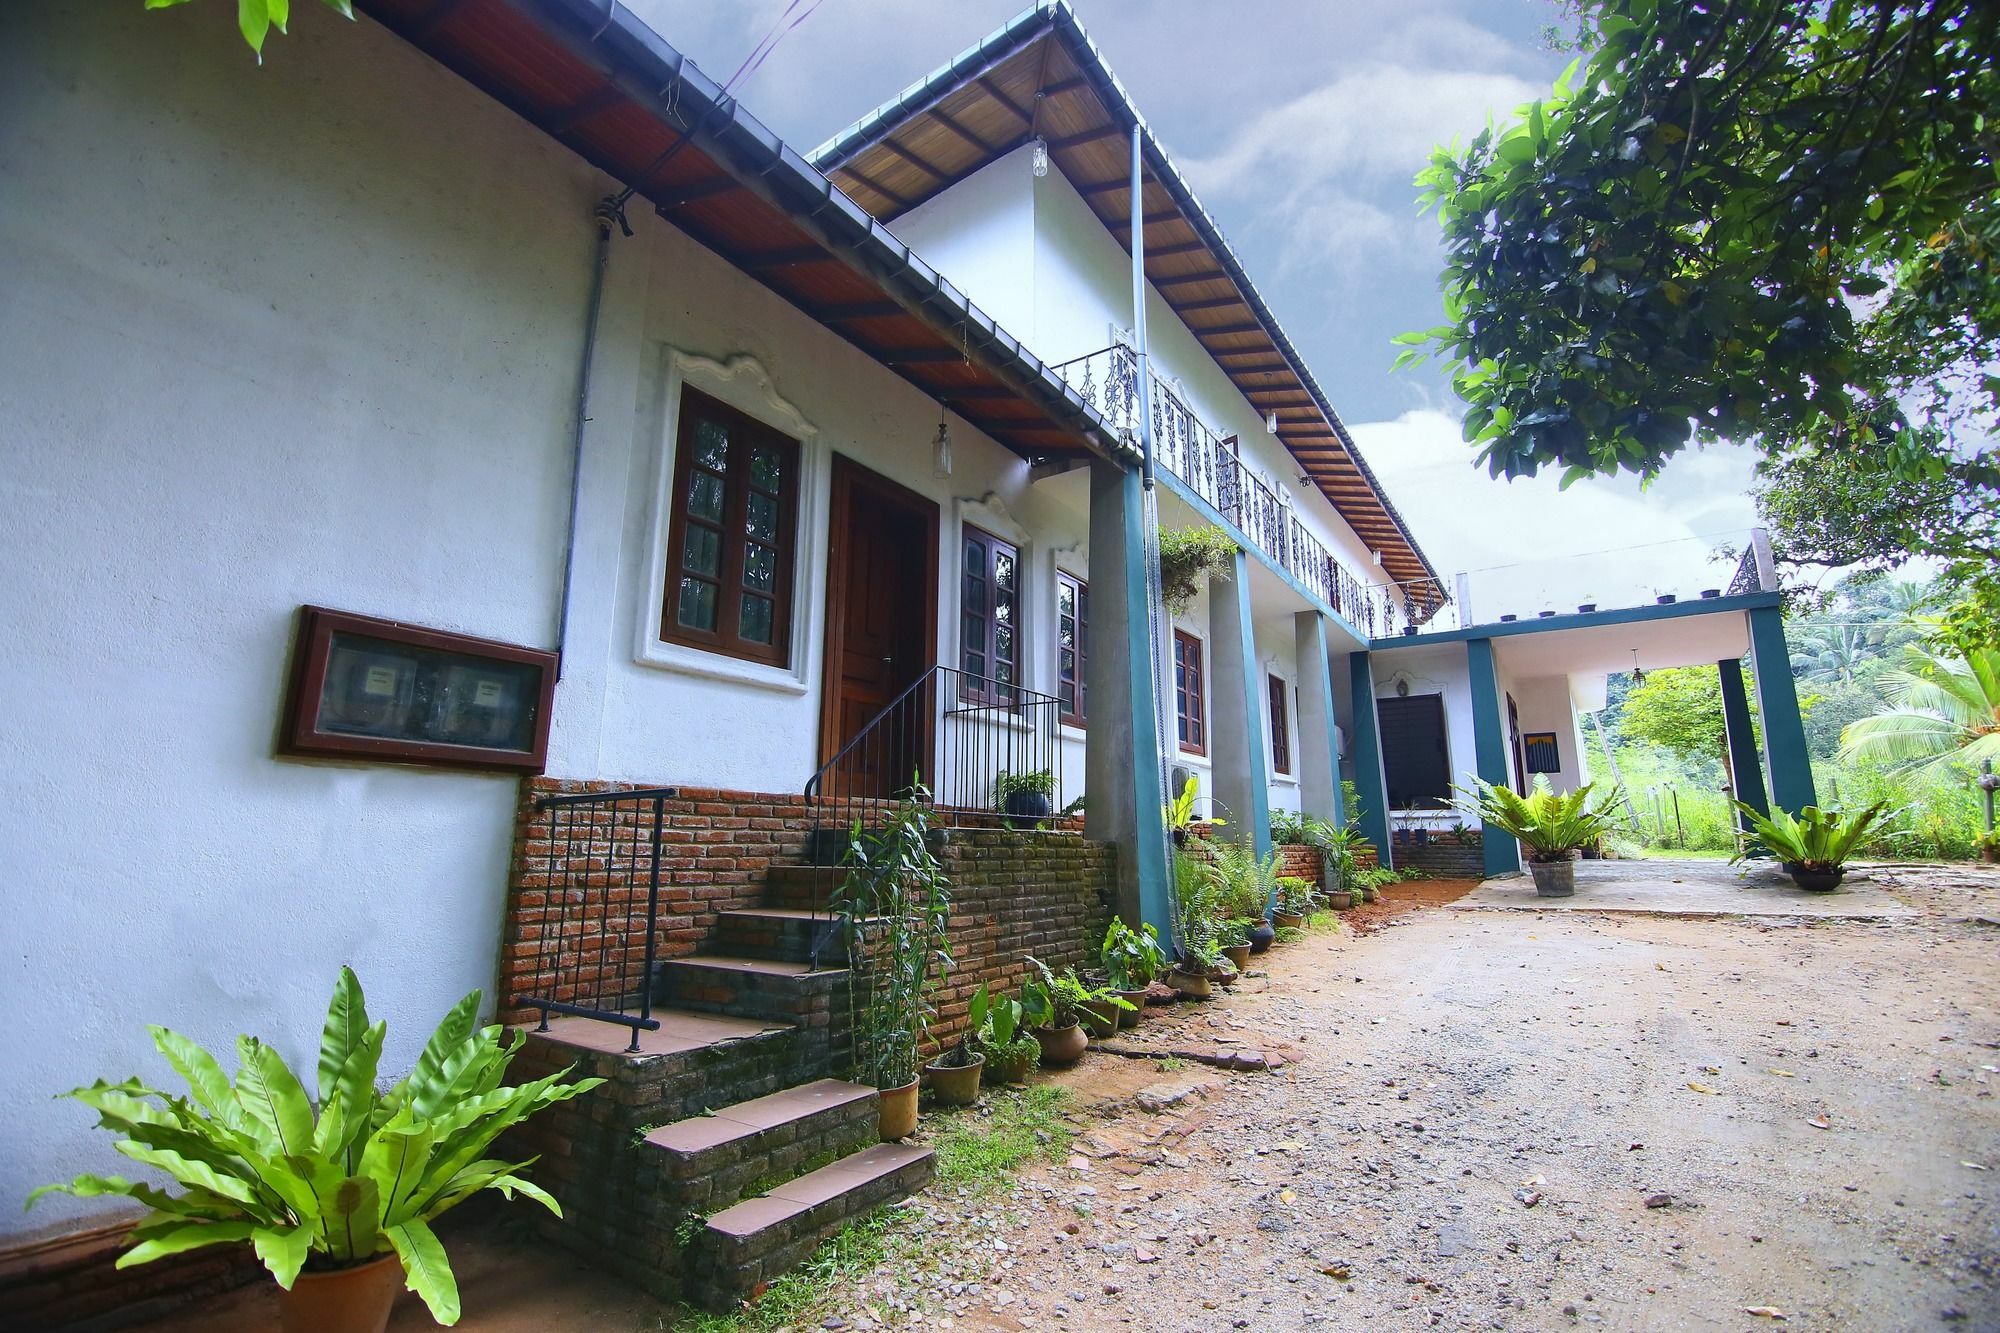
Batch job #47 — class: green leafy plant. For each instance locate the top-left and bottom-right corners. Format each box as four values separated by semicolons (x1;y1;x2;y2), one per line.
1164;775;1225;837
1269;810;1307;844
992;769;1057;802
966;984;1039;1083
1158;525;1239;615
146;0;356;61
830;788;955;1093
1274;875;1317;916
1021;958;1130;1030
1099;919;1168;991
1208;840;1279;923
1170;851;1230;974
1730;801;1892;873
28;968;600;1324
1454;776;1626;863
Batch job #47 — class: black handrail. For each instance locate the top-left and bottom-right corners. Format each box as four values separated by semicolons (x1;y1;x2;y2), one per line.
511;787;674;1052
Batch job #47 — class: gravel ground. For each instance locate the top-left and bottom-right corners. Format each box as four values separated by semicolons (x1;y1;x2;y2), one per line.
144;864;2000;1332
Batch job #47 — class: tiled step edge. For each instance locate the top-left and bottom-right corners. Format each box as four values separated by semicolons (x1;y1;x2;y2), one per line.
657;953;851;1027
686;1143;935;1313
639;1078;878;1213
713;908;852;966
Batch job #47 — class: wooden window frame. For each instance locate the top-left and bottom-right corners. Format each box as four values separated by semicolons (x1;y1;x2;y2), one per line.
960;524;1021;706
279;605;557;772
1174;629;1206;755
1268;672;1291;776
1056;569;1087;728
659;385;800;667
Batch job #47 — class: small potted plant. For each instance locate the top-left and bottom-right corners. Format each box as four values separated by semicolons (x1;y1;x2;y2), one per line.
1731;800;1891;892
30;968;602;1331
831;790;954;1139
1272;876;1314;928
1456;776;1625;897
1075;976;1136;1038
1982;830;2000;867
993;769;1056;829
1022;957;1091;1065
1219;917;1253;973
1100;918;1166;1026
1169;938;1228;998
924;984;990;1107
971;986;1040;1084
1165;774;1226;848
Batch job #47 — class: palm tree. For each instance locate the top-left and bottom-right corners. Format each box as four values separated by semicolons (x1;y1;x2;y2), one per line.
1840;642;2000;776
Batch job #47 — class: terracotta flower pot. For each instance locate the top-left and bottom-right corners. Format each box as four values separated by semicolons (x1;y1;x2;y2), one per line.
279;1254;403;1333
1167;967;1212;999
923;1051;985;1107
1272;910;1305;929
1033;1021;1088;1067
1323;890;1353;909
877;1076;920;1140
1114;988;1149;1027
1078;1000;1120;1039
1222;944;1251;972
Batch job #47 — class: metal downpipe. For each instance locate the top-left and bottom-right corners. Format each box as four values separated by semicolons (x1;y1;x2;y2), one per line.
554;196;629;676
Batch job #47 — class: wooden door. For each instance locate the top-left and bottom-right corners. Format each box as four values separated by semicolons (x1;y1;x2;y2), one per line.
819;457;939;797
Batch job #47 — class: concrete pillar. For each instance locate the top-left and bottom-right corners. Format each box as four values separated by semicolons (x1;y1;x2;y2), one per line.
1717;657;1768;833
1466;637;1521;877
1083;459;1172;932
1206;548;1272;859
1346;651;1393;865
1746;605;1817;814
1293;612;1343;828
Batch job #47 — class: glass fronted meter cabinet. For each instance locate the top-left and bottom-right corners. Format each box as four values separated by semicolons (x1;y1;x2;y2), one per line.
280;606;558;772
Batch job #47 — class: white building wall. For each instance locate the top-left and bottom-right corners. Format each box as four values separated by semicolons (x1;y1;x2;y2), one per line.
1371;644;1477;830
0;4;599;1242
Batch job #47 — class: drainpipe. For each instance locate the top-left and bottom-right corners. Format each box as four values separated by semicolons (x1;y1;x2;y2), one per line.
1129;125;1154;493
554;195;631;677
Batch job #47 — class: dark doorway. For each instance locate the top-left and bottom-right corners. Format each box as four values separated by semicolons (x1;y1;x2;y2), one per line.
819;456;939;797
1377;693;1451;809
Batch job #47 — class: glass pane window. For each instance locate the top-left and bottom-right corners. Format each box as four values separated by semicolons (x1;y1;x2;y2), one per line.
660;386;799;665
961;525;1021;705
1057;571;1087;726
1174;630;1205;754
1268;673;1291;776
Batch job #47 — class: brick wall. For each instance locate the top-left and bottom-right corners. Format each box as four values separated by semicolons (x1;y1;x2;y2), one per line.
1396;841;1486;879
500;780;1117;1044
1275;843;1323;889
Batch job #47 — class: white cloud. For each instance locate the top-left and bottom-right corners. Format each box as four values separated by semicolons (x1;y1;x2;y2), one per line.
1351;410;1761;615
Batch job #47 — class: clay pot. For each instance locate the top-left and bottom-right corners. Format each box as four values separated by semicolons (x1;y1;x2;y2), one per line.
1222;944;1251;972
1247;921;1277;953
278;1254;403;1333
1078;1000;1121;1039
1033;1022;1088;1067
1323;890;1353;910
877;1077;920;1140
1528;857;1576;897
1114;988;1149;1028
1167;967;1212;999
923;1051;985;1107
988;1046;1036;1084
1783;861;1845;893
1272;910;1305;929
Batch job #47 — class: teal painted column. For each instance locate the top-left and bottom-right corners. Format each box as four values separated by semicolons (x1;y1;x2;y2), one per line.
1294;612;1344;829
1717;657;1768;832
1466;638;1520;877
1207;549;1272;860
1747;605;1817;814
1346;652;1392;865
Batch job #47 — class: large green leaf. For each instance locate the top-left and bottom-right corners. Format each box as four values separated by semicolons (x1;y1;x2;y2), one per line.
313;1171;383;1264
386;1217;461;1326
404;990;480;1120
317;966;372;1107
235;1038;316;1160
253;1224;314;1289
117;1220;257;1268
113;1142;267;1213
360;1116;436;1226
150;1027;238;1126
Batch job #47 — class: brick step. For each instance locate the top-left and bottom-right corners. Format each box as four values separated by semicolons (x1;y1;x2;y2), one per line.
714;907;852;966
764;863;845;912
687;1142;935;1312
656;953;851;1027
640;1078;877;1214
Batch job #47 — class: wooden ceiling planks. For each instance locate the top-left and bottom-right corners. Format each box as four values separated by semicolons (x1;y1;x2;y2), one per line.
812;20;1436;587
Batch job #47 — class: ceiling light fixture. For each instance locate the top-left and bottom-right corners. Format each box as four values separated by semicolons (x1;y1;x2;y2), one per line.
1031;136;1050;178
1265;409;1280;435
932;405;952;478
1630;648;1645;686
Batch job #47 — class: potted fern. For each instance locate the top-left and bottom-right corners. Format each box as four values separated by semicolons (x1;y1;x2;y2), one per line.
993;769;1056;829
29;967;601;1330
1731;800;1891;891
830;790;955;1140
1456;777;1625;897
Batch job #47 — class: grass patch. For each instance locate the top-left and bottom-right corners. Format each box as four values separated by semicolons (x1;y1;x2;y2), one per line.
1156;1055;1188;1073
931;1085;1075;1196
672;1208;908;1332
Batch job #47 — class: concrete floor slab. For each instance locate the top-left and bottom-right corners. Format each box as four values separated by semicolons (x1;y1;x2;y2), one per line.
1455;856;1916;918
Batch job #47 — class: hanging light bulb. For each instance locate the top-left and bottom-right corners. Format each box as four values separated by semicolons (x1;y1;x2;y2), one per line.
1031;136;1050;178
1630;648;1645;686
1265;409;1280;435
932;407;952;478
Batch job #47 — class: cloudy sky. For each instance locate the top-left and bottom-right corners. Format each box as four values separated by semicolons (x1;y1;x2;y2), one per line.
642;0;1763;608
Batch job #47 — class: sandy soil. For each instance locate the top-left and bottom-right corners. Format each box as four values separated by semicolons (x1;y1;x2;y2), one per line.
141;868;2000;1332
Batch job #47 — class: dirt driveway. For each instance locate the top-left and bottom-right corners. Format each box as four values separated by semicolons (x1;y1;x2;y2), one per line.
941;868;2000;1332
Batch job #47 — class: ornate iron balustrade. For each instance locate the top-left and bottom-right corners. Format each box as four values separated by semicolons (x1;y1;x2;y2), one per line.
1053;343;1446;636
